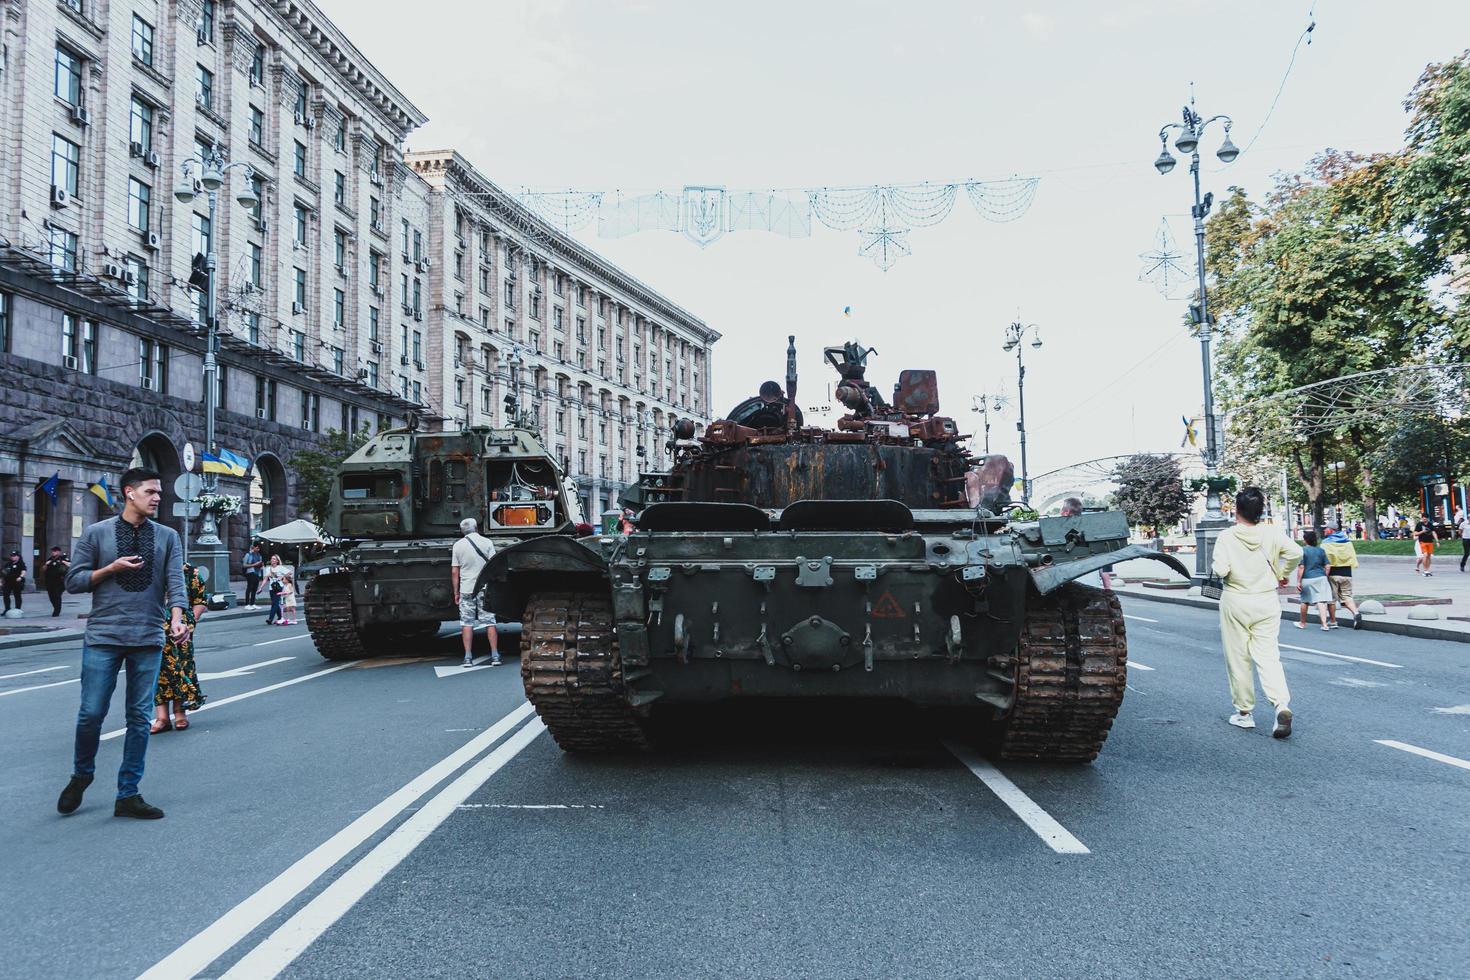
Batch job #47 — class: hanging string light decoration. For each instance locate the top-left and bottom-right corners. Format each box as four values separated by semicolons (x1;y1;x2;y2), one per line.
1138;218;1192;299
510;175;1039;269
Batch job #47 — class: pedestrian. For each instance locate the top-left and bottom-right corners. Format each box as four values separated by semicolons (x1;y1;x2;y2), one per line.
2;549;26;613
153;562;209;732
57;467;187;820
1294;530;1333;632
42;545;70;617
1456;509;1470;573
1059;496;1083;517
1353;520;1364;540
1211;486;1302;739
1413;513;1438;576
619;507;637;535
263;554;285;624
1322;526;1363;629
451;517;500;668
242;542;264;609
278;566;298;625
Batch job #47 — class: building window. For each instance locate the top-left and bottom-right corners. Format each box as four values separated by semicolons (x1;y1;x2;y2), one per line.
216;361;228;409
369;196;381;229
294;268;307;310
49;226;78;272
248;176;265;226
0;293;9;353
480;306;491;328
196;65;213;111
504;281;515;309
300;389;320;430
412;279;421;316
52;135;79;197
333;289;345;329
554;341;565;360
127;179;151;233
191;212;212;259
412;230;422;261
455;379;465;406
412;331;423;366
129;97;154;154
400;218;410;256
295;77;308;120
412;380;422;403
334;171;346;207
131;15;155;66
249;105;264;147
332;346;344;375
62;313;78;365
249;43;266;86
256;376;277;420
294;204;309;245
247;311;262;345
530;291;540;320
198;0;215;43
334;229;347;270
554;307;564;330
139;338;168;392
293;141;307;178
124;256;149;303
556;411;566;435
481;386;491;414
368;251;382;290
335;119;347;153
291;329;306;361
366;361;379;387
368;306;380;341
454;250;464;280
55;45;82;106
554;272;564;296
249;242;263;288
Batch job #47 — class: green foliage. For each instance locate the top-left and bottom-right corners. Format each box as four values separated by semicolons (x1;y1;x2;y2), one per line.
1363;414;1470;506
290;427;371;524
1111;454;1191;532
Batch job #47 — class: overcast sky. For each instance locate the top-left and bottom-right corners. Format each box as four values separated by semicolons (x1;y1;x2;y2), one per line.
320;0;1470;482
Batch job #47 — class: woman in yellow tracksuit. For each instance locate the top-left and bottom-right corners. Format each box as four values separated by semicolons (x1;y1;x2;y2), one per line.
1211;486;1302;739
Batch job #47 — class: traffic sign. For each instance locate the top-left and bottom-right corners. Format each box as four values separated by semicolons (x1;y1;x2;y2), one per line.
172;501;203;519
182;441;196;473
173;472;204;501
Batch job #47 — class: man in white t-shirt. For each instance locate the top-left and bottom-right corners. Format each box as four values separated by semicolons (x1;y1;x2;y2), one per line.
450;518;499;668
1457;509;1470;573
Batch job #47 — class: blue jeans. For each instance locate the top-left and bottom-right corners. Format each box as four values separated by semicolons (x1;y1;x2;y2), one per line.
72;643;163;799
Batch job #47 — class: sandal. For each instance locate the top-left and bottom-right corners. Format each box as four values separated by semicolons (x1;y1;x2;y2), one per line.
150;717;172;734
173;713;189;731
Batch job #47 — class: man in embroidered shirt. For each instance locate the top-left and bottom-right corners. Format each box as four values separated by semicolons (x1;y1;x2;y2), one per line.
57;467;187;820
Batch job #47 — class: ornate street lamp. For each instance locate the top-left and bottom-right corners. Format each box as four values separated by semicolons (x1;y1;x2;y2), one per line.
1002;321;1042;504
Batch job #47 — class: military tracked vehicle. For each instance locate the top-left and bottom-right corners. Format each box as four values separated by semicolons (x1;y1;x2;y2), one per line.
489;338;1188;761
304;422;581;661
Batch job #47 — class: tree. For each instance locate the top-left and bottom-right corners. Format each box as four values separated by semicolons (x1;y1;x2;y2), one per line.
290;427;371;524
1364;413;1470;511
1111;454;1191;534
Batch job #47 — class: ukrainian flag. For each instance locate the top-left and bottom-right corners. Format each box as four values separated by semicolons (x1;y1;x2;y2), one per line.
88;479;116;509
202;449;250;477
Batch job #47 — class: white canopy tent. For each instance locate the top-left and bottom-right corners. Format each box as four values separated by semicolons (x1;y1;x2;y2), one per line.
254;518;326;545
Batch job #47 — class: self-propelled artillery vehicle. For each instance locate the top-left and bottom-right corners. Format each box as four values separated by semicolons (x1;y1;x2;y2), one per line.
488;338;1188;761
304;422;581;661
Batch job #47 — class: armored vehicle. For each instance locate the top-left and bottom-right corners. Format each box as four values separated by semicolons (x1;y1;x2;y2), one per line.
489;338;1187;761
304;422;581;661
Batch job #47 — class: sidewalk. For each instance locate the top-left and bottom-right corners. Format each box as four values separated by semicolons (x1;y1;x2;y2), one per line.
0;579;270;652
1112;550;1470;643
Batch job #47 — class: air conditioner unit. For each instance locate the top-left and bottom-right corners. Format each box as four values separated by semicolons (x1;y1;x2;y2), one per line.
70;104;90;127
292;302;305;315
401;303;413;316
371;285;384;298
413;309;423;322
256;408;267;419
145;151;161;169
145;232;160;250
102;262;122;279
257;219;269;234
370;341;383;354
304;117;316;130
294;110;305;125
50;186;69;208
369;173;383;187
418;258;432;272
301;419;311;429
63;354;78;370
399;355;410;366
414;360;424;371
124;270;138;286
141;376;156;391
130;141;144;158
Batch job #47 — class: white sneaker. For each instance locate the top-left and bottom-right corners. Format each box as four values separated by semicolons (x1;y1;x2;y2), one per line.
462;655;474;668
1228;712;1256;729
1273;708;1293;739
1293;622;1305;629
1320;625;1331;631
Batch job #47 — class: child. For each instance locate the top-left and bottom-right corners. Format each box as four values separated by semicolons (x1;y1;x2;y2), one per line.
279;568;297;625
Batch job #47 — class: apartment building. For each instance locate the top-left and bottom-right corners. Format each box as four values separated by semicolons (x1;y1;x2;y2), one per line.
409;150;719;520
0;0;432;567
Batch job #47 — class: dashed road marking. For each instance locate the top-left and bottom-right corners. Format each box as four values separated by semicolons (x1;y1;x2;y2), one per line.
1123;614;1158;623
0;677;77;697
1128;661;1155;672
1280;644;1403;669
0;664;67;680
253;632;308;647
943;740;1090;855
458;803;605;810
1375;739;1470;772
1431;705;1470;715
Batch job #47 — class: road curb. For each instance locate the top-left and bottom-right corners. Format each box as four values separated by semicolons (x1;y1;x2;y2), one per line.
1116;588;1470;645
0;604;268;654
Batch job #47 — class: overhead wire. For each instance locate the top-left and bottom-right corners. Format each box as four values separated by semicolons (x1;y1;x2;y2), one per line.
1224;4;1319;164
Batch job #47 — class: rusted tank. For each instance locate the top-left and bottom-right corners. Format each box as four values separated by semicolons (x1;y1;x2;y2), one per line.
490;337;1187;760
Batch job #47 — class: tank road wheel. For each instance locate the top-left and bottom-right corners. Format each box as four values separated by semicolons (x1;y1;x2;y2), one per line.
520;592;649;753
304;575;369;661
999;583;1128;763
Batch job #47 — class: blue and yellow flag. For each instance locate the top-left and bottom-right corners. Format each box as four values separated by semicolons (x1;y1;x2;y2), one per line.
202;448;250;477
842;305;852;318
1180;416;1199;448
88;479;116;509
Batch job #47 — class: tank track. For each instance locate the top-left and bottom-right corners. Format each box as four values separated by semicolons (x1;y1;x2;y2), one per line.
304;575;369;661
999;583;1128;763
521;592;649;752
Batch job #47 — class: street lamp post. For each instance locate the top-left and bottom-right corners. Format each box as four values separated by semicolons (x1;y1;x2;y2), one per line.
1154;99;1238;577
970;392;1004;456
1002;321;1042;504
175;144;258;605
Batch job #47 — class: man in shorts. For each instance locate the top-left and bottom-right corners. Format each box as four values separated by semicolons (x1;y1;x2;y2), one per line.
1413;513;1438;576
450;518;499;668
1456;509;1470;572
1321;527;1362;630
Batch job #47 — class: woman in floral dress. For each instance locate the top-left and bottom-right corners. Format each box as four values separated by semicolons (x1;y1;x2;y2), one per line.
152;562;209;732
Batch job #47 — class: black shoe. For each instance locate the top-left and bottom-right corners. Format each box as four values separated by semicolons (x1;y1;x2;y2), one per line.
1353;612;1363;630
57;775;93;815
114;795;165;819
1272;708;1293;740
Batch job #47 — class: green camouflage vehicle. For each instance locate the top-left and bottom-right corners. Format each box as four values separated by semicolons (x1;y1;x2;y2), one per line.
304;421;581;661
488;338;1188;761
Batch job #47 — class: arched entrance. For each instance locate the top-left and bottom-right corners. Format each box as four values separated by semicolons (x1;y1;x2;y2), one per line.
250;453;287;535
130;432;182;534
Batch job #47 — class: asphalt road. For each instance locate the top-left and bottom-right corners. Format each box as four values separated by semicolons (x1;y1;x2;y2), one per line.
2;598;1467;979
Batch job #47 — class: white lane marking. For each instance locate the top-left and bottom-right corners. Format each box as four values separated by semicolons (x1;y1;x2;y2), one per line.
1128;661;1155;672
0;677;78;697
140;702;536;980
1279;644;1403;669
457;803;604;810
101;662;356;741
197;656;295;681
1332;677;1387;689
1375;739;1470;772
433;653;499;678
943;739;1090;855
221;717;546;979
253;633;308;647
1432;705;1470;715
0;664;67;680
1123;614;1158;623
